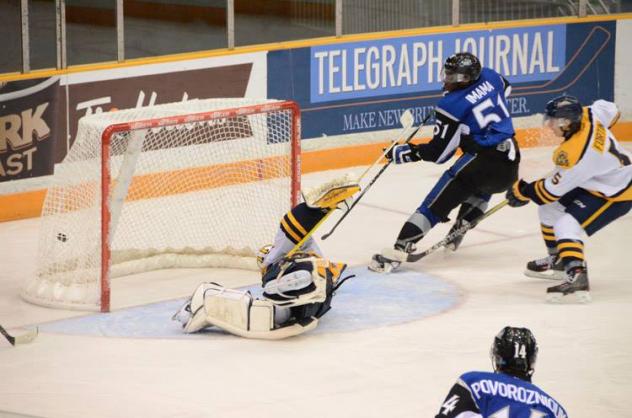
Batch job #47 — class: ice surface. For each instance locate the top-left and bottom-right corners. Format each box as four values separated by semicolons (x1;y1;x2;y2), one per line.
0;146;631;418
37;269;458;338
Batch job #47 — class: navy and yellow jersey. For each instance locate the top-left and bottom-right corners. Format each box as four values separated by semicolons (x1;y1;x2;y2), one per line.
280;202;328;245
435;371;568;418
519;101;632;205
418;67;515;163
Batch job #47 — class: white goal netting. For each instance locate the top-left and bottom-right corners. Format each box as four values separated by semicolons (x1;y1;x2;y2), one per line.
24;98;300;311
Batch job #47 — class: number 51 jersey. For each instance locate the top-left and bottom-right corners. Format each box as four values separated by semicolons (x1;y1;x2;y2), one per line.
437;67;515;150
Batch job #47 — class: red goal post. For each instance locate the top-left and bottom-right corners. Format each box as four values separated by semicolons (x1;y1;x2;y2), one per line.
25;99;301;312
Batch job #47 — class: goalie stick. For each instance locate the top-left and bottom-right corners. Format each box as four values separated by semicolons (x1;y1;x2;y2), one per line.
406;199;509;262
0;324;38;346
321;110;433;241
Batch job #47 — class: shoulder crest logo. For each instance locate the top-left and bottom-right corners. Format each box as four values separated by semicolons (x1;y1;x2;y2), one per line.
555;151;569;167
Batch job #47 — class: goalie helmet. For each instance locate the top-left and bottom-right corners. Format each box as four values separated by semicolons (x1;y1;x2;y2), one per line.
544;95;583;138
442;52;482;92
490;326;538;380
256;244;273;271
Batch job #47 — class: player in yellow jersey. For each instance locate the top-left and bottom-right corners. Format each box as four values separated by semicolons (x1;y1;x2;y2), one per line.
506;96;631;302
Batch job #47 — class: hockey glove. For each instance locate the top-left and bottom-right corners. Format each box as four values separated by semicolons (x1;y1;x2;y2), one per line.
506;180;531;207
385;143;421;164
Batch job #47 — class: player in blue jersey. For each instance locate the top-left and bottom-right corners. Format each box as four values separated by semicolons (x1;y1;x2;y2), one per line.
435;326;568;418
370;52;520;272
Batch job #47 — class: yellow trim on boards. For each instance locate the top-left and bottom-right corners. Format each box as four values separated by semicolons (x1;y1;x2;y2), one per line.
2;13;631;82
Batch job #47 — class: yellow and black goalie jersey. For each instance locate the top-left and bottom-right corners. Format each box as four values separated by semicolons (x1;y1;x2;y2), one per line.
280;202;329;244
523;100;632;205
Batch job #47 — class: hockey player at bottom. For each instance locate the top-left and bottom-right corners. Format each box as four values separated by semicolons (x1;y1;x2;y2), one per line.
172;174;360;339
370;52;519;273
506;96;631;303
435;326;568;418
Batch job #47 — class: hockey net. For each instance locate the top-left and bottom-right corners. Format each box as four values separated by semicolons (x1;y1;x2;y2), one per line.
24;99;300;312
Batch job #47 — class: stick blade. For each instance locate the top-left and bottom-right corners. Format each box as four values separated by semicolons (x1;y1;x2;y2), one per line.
406;252;426;262
14;327;38;345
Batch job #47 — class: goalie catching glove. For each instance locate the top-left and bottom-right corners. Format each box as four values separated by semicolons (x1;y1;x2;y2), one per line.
385;143;422;164
303;173;360;209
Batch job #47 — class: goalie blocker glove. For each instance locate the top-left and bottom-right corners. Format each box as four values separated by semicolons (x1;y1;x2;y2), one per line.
385;143;423;164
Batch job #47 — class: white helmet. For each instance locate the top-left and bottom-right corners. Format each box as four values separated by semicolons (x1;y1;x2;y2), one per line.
256;244;273;271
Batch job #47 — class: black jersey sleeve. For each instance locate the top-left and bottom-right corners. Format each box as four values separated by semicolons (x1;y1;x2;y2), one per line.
412;108;462;163
280;203;328;244
434;381;480;418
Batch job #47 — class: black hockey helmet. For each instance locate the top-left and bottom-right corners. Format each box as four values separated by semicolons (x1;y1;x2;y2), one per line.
442;52;482;91
544;95;583;138
490;326;538;380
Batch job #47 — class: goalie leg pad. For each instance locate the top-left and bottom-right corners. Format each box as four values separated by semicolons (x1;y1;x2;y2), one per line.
205;294;319;340
179;282;320;339
177;282;226;333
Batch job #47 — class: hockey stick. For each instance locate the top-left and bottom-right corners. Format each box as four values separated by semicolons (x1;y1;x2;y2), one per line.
355;109;415;183
285;111;420;256
406;199;509;262
321;111;433;241
0;324;38;346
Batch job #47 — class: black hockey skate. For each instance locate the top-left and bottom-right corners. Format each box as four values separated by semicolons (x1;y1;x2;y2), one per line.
444;219;470;252
524;255;565;280
546;266;591;303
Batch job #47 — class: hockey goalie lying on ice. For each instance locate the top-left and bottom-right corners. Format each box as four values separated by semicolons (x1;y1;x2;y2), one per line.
172;174;360;339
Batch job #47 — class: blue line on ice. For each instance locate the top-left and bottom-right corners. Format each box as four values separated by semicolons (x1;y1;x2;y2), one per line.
39;267;459;338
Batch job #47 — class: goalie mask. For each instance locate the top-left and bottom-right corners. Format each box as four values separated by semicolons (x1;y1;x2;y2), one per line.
543;95;583;139
490;326;538;380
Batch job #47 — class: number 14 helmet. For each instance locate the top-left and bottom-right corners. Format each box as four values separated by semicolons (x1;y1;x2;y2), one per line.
490;326;539;380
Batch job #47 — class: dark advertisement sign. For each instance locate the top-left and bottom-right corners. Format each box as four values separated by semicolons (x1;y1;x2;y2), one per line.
0;77;63;181
66;63;253;147
0;63;254;183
